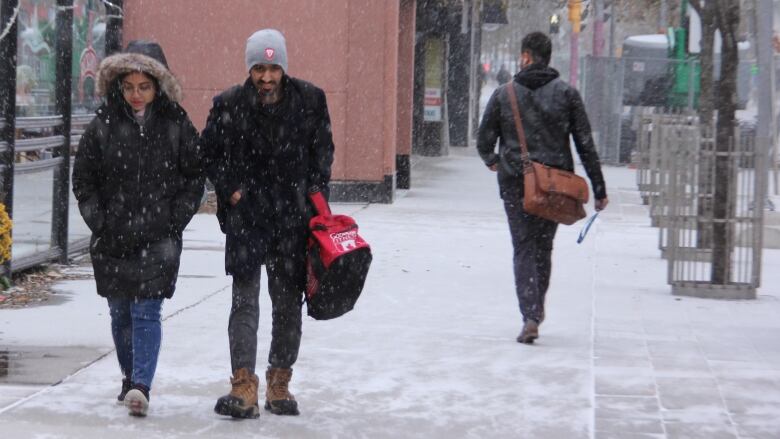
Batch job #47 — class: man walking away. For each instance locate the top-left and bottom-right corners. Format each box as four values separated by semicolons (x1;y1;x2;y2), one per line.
477;32;609;344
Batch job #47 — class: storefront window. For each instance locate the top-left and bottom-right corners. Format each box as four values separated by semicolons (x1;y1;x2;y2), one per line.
69;0;108;248
16;0;58;118
9;0;111;265
13;0;107;118
72;0;106;115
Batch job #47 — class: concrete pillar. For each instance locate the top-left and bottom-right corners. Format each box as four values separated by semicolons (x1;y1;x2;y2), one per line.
396;0;416;190
447;4;471;147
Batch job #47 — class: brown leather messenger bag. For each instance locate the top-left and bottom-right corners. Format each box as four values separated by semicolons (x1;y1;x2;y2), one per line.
506;82;588;225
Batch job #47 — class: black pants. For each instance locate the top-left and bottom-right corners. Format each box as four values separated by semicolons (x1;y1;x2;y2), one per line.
503;191;559;323
228;234;306;373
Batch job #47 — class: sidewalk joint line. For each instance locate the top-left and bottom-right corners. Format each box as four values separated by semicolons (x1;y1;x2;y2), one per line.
0;284;231;415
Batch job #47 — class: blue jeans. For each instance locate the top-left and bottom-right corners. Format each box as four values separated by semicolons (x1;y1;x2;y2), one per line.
107;297;164;390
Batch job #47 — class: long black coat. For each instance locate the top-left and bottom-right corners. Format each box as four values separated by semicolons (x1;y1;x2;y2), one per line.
72;93;203;299
202;76;335;277
477;64;607;201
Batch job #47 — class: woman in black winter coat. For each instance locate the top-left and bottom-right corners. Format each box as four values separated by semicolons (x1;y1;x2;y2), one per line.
72;41;203;417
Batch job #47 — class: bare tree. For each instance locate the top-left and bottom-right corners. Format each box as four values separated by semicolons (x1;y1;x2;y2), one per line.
711;0;740;284
688;0;717;126
689;0;717;249
687;0;741;283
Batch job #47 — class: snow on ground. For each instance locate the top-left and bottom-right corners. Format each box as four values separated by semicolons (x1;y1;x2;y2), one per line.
1;149;780;438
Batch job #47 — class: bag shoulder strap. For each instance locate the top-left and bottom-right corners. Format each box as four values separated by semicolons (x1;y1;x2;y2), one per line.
506;82;533;171
309;191;332;216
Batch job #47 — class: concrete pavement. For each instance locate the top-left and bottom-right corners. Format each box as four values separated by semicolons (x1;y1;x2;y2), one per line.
1;148;779;439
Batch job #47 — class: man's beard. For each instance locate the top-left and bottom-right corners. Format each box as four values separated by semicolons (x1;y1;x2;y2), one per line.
257;81;281;104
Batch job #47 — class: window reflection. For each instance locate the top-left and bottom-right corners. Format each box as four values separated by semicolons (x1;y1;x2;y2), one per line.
73;0;107;116
16;0;57;119
8;0;109;263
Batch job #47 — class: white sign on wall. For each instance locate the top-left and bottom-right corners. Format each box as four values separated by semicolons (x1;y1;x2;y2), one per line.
424;88;442;122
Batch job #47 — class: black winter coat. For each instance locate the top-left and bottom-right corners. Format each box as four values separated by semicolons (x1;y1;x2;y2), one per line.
72;97;204;299
202;76;335;276
477;64;607;201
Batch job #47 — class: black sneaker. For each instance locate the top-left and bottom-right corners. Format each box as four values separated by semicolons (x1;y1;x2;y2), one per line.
125;384;150;417
117;378;132;404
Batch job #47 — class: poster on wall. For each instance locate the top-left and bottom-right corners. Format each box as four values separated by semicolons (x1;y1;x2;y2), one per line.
423;37;444;122
424;88;442;121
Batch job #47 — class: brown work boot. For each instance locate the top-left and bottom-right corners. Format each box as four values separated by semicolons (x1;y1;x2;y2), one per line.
265;367;299;415
516;319;539;344
214;368;260;419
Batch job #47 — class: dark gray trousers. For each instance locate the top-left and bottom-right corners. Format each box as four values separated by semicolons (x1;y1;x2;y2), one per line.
503;191;559;323
228;235;306;373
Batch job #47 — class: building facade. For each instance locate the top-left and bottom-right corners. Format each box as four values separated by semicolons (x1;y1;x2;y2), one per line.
123;0;417;203
0;0;487;273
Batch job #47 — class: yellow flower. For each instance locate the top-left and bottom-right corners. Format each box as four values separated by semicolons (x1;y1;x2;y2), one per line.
0;203;12;264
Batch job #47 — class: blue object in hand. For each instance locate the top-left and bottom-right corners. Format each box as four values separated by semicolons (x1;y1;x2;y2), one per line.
577;212;600;244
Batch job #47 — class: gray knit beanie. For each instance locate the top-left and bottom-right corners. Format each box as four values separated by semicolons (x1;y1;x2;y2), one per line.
245;29;288;73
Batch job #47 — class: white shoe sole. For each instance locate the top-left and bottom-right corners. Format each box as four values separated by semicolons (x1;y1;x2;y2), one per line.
124;389;149;417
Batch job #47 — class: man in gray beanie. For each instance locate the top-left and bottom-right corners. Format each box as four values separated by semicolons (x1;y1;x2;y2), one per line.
202;28;334;419
245;28;288;73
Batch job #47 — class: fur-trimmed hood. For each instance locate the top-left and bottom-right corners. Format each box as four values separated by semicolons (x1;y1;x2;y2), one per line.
96;52;183;103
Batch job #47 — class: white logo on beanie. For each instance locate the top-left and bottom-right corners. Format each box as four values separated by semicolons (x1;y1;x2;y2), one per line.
264;48;275;61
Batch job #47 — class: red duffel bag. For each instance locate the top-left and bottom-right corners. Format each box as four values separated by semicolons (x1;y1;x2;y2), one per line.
305;191;372;320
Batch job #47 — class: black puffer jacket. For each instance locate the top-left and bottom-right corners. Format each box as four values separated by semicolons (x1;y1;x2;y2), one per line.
202;76;334;276
72;51;203;299
477;64;607;200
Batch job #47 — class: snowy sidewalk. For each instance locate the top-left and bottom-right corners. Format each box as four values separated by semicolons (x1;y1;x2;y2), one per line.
1;148;780;438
